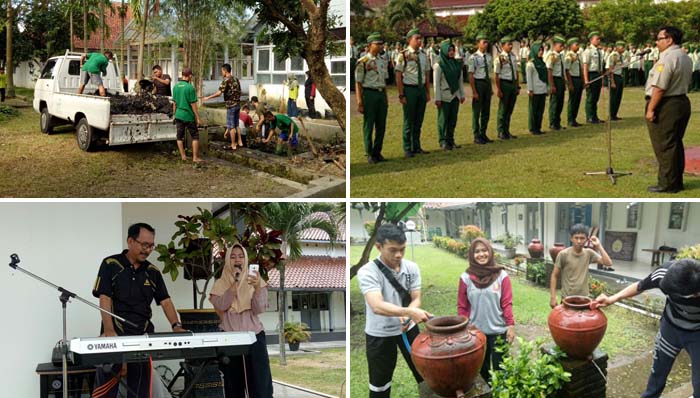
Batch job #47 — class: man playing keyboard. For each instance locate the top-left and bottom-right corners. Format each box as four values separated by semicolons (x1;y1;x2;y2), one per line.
91;223;186;398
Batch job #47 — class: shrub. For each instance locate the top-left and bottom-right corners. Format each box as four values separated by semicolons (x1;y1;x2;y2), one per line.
676;244;700;260
364;221;375;237
491;337;571;398
589;277;608;298
460;225;485;246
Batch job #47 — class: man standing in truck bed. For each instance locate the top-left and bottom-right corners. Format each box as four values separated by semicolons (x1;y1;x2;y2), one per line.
77;51;113;97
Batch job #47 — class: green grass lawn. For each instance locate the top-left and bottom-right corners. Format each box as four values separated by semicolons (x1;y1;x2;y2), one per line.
0;107;297;198
349;244;659;397
269;347;346;396
350;85;700;197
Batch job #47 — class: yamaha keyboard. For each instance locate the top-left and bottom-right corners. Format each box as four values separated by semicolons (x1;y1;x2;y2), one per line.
69;331;256;365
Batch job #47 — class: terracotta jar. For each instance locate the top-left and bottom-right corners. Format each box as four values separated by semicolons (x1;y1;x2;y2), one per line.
548;296;607;359
528;238;545;259
549;242;566;263
411;316;486;398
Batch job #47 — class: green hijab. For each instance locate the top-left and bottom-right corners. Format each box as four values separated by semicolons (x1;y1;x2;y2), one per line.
439;40;461;94
529;41;548;83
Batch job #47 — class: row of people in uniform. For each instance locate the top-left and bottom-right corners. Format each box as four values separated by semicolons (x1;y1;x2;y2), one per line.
354;30;630;163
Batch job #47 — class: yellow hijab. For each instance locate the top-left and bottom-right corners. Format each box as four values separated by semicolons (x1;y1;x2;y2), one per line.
210;244;264;313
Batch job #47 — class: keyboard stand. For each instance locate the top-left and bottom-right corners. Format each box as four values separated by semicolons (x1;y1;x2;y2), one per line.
168;358;218;398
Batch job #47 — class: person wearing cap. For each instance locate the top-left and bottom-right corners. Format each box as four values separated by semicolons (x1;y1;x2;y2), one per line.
468;33;494;145
583;31;605;124
564;38;583;127
433;39;465;150
356;32;388;164
172;68;203;162
494;35;520;140
546;35;567;131
526;41;548;135
595;259;700;398
607;41;626;121
691;43;700;92
520;40;530;84
396;28;431;157
644;26;693;194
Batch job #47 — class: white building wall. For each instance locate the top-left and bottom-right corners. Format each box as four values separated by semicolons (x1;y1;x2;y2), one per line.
349;208;376;242
0;203;123;398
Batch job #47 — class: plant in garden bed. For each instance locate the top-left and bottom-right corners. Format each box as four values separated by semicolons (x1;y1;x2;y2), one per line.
526;260;547;286
490;337;571;398
460;225;486;247
676;244;700;260
589;276;608;298
499;232;523;250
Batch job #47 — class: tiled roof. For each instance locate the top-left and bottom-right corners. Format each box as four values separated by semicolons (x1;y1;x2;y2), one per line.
73;2;134;51
267;256;346;290
299;212;346;242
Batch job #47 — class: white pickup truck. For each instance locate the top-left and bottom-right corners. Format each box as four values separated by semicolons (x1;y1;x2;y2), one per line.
33;51;176;151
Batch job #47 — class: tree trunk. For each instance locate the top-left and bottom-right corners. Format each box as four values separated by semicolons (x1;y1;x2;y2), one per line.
277;263;287;365
70;0;74;52
120;1;125;79
300;0;346;132
136;0;149;81
83;0;88;53
5;0;14;98
100;2;105;52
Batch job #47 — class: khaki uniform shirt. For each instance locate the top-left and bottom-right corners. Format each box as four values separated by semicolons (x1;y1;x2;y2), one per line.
645;45;693;97
526;61;548;94
545;50;566;77
433;62;465;102
564;50;583;77
395;46;429;86
468;50;492;80
606;52;623;76
494;51;518;81
582;44;604;72
355;53;387;89
555;247;602;298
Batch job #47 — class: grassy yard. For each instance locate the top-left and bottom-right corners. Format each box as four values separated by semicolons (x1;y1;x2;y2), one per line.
0;91;296;197
350;85;700;197
349;244;662;397
270;347;346;396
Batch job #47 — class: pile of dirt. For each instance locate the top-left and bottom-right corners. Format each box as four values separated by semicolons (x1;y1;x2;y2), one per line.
107;92;173;116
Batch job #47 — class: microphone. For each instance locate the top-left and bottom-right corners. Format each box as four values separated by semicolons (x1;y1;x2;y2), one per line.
9;253;20;269
637;49;652;57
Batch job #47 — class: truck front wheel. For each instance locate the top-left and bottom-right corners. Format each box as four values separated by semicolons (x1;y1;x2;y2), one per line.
40;107;55;135
76;118;97;151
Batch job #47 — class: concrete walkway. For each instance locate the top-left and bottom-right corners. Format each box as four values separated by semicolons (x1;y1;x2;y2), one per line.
273;381;338;398
267;339;346;356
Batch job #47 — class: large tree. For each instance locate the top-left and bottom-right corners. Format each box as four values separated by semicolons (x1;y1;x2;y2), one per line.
465;0;583;42
349;202;420;280
240;0;347;132
262;202;339;365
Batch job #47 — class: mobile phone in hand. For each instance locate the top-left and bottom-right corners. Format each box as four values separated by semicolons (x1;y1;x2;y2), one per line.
249;264;259;276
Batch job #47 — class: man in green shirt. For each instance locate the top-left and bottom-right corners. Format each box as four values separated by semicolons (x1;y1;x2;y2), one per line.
172;68;203;163
78;51;113;97
263;111;299;156
0;67;6;102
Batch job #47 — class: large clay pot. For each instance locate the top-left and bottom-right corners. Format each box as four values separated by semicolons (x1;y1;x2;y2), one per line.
528;238;545;258
549;242;566;263
411;316;486;398
548;296;607;359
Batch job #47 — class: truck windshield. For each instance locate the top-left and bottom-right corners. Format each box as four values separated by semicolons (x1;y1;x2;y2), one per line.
40;59;58;79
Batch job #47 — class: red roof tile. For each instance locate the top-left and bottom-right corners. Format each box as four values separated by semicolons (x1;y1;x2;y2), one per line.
267;256;346;290
73;2;133;51
299;212;346;242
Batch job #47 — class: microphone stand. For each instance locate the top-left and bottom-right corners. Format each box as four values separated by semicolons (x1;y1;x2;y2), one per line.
584;50;649;184
8;254;138;398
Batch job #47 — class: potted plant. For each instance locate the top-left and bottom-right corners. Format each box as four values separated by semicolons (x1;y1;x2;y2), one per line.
500;233;523;259
283;321;311;351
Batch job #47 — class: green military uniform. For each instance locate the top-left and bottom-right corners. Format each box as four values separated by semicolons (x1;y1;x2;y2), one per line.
582;32;604;123
396;28;430;156
607;41;626;120
645;43;693;192
629;48;641;87
693;45;700;91
355;32;388;163
495;36;520;139
643;44;656;84
546;36;567;130
433;40;465;150
526;41;548;134
350;40;358;91
468;33;493;144
564;38;583;127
